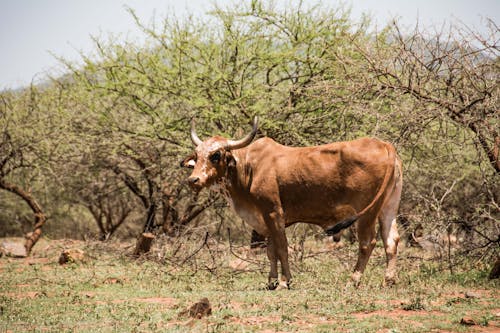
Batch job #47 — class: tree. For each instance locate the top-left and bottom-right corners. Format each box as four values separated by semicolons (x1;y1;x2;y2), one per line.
0;86;61;254
357;20;499;174
1;1;496;267
351;20;499;260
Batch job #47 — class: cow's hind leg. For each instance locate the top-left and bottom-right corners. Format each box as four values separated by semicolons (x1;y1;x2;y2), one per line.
352;217;377;287
379;171;402;286
379;213;399;286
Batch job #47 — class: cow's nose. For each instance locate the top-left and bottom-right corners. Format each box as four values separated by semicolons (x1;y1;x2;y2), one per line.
188;176;200;185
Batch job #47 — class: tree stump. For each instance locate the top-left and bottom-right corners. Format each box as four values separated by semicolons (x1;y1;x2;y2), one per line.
133;232;155;256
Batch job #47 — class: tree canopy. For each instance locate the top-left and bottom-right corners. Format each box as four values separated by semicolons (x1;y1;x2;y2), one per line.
0;1;497;262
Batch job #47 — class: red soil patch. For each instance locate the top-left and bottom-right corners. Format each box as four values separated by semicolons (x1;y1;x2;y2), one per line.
227;300;263;312
90;295;178;306
231;314;281;326
290;314;339;327
15;284;32;288
374;299;408;307
229;313;339;331
352;308;444;320
24;257;50;265
228;300;244;311
2;291;43;299
135;297;177;306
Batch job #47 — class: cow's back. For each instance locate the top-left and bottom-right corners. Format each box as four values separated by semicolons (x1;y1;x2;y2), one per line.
240;137;394;227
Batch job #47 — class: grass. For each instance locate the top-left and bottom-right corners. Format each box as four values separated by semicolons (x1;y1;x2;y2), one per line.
0;237;499;332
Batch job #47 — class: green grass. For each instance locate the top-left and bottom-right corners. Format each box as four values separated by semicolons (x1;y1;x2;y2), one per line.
1;238;498;332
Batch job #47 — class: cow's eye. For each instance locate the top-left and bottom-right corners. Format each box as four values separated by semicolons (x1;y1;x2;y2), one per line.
210;151;221;164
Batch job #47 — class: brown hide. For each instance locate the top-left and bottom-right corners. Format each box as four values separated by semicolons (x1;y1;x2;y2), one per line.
183;118;402;289
187;137;395;235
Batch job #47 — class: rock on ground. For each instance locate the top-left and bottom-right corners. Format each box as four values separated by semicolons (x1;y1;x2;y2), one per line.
0;241;27;258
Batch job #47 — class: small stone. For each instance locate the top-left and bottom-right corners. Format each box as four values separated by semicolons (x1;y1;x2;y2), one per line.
1;241;27;258
465;291;481;299
460;316;477;326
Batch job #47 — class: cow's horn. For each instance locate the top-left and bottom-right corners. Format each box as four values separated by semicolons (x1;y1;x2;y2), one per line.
226;116;259;150
190;119;203;146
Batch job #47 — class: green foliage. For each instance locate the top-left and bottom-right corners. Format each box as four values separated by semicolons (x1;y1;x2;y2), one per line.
0;0;497;265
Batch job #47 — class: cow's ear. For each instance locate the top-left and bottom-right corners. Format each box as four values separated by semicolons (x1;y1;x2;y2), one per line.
181;154;196;169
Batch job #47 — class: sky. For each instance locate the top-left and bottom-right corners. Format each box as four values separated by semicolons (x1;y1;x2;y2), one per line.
0;0;498;90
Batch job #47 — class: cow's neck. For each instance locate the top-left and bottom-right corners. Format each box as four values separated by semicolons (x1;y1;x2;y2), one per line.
221;147;252;202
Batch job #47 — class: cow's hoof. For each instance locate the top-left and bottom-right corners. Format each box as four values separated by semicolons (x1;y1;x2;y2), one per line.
351;271;362;288
268;278;292;290
276;281;291;290
267;280;279;290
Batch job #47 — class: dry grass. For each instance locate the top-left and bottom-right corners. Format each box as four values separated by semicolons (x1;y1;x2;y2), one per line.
0;236;499;332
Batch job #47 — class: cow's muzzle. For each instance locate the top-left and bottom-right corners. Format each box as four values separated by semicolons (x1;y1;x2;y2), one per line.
188;176;200;185
187;176;203;191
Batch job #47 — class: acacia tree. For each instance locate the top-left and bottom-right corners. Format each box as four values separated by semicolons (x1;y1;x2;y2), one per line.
141;1;368;145
349;21;500;260
2;0;495;268
0;86;65;254
56;1;369;245
357;21;499;174
72;167;136;240
56;32;221;245
0;129;45;255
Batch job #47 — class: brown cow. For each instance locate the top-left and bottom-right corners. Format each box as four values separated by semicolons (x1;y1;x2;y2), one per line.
182;117;402;289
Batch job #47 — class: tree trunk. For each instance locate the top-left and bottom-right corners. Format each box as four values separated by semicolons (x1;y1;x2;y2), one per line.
489;257;500;280
467;122;499;174
0;179;46;255
130;203;158;256
133;232;155;256
24;213;45;255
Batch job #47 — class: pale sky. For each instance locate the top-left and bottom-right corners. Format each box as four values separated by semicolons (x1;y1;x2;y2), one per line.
1;0;498;90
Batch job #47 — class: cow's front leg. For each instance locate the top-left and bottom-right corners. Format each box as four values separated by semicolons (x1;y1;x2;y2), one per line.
276;231;292;289
267;212;292;290
266;237;279;290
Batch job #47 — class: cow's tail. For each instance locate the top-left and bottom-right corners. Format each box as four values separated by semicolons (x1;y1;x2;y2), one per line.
325;216;358;236
325;143;396;236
